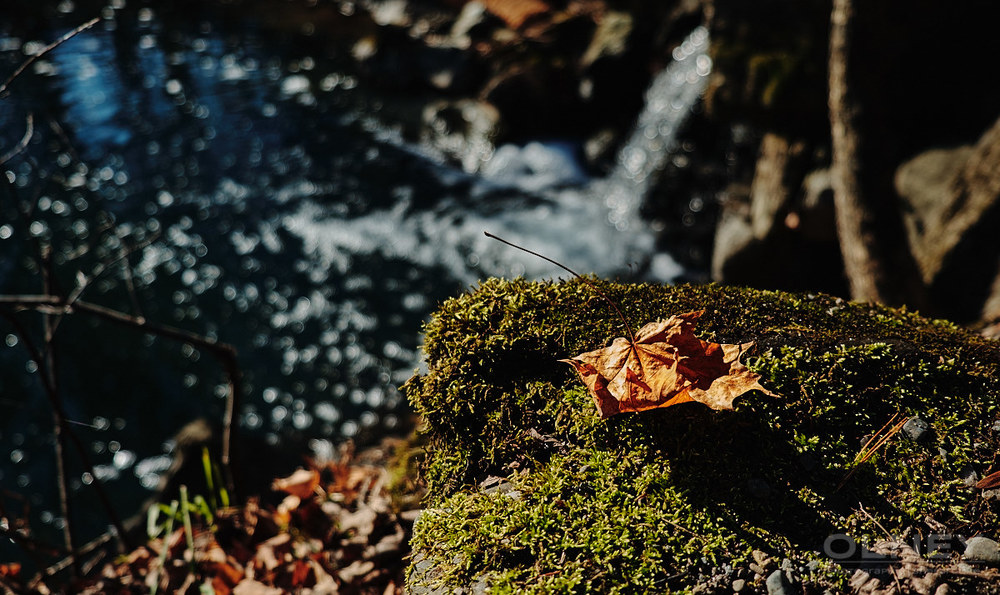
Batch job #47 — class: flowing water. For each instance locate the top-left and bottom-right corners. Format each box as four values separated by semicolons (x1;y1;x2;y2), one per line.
0;7;709;556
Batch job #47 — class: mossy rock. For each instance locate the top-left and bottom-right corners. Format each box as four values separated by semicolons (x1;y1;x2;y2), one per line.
403;279;1000;593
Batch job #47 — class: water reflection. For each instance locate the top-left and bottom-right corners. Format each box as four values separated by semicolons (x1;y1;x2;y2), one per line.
0;6;709;560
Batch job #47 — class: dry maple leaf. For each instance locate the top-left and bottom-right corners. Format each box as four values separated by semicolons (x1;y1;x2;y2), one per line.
271;468;320;499
561;310;778;417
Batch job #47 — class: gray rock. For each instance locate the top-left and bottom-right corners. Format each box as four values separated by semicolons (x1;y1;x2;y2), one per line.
963;536;1000;566
449;1;488;48
420;99;499;172
894;145;975;283
766;568;796;595
732;578;746;592
902;416;931;442
580;11;633;69
797;168;837;243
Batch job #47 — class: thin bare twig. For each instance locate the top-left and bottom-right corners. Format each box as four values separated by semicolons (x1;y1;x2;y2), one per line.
485;231;638;345
0;293;243;498
38;246;81;578
0;308;134;564
51;230;160;336
0;17;101;97
0;113;34;165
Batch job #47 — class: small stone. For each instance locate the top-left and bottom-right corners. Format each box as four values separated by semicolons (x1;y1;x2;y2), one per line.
765;568;795;595
963;536;1000;566
749;563;766;575
934;584;951;595
752;549;771;566
902;416;931;442
960;466;979;487
732;578;746;592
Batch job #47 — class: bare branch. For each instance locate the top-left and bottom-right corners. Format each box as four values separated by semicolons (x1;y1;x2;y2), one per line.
0;113;34;165
0;18;101;97
0;308;135;560
0;293;243;498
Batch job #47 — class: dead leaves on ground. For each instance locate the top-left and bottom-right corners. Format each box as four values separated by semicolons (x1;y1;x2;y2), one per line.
562;310;778;418
66;440;417;595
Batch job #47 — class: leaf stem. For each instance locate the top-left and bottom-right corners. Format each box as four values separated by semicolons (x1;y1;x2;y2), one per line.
483;231;637;345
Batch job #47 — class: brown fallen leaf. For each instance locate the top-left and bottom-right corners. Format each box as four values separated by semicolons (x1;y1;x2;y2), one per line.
562;310;778;417
975;469;1000;490
271;468;320;499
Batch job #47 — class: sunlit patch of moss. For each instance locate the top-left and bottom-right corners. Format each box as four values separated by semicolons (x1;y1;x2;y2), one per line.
404;279;1000;592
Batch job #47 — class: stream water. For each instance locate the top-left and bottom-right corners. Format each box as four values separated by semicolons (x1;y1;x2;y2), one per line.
0;7;709;557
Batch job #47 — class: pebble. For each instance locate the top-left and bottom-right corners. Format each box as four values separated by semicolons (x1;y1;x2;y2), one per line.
732;578;746;592
963;536;1000;566
902;416;931;442
752;549;772;567
766;568;795;595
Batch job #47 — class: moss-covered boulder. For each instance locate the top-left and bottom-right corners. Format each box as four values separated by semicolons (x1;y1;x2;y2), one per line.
403;279;1000;593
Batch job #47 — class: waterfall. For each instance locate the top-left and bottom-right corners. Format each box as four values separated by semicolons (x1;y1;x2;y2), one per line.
283;26;712;285
601;25;712;276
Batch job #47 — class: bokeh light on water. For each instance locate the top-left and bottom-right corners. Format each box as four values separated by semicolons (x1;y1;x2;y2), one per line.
0;4;708;558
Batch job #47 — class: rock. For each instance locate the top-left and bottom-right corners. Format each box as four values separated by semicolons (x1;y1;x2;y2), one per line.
752;549;772;567
711;159;844;297
960;466;979;487
732;578;746;592
963;536;1000;566
420;99;500;172
749;133;806;240
404;280;1000;593
902;416;931;443
795;168;837;243
766;569;795;595
449;1;490;49
895;146;975;284
896;116;1000;321
579;10;633;69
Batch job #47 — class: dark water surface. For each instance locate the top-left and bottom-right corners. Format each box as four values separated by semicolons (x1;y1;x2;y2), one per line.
0;3;708;559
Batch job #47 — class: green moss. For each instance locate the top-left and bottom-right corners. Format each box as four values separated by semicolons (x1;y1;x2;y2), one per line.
404;280;1000;592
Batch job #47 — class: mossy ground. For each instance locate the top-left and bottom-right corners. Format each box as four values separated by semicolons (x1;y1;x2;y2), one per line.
402;279;1000;593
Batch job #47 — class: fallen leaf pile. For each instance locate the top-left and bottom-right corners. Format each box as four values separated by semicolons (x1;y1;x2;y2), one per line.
562;310;778;417
6;439;420;594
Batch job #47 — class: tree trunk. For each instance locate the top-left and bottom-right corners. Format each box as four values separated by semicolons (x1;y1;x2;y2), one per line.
827;0;925;307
